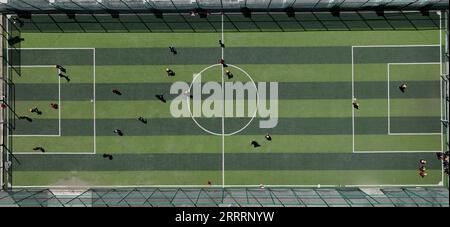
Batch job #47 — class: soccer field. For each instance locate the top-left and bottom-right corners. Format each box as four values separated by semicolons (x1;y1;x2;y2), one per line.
5;12;448;188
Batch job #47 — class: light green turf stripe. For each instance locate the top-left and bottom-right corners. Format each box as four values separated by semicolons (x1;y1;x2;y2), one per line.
21;30;439;48
355;63;441;82
226;30;439;47
14;64;353;84
13;136;219;154
228;135;440;153
14;99;441;119
13;64;441;84
12;170;441;186
13;136;94;153
355;134;441;151
358;98;441;118
15;101;94;120
390;99;441;118
12;134;440;154
9;135;343;154
390;63;441;81
92;64;353;84
12;65;94;84
21;33;220;48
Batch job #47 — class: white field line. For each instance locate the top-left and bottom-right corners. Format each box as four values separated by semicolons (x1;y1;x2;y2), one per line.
388;133;442;136
8;65;55;67
387;62;391;133
440;10;443;75
93;48;96;154
221;12;225;188
354;150;442;153
59;73;61;136
7;48;95;50
9;66;61;137
13;185;337;188
386;62;440;65
352;45;440;48
10;135;60;137
351;46;355;153
10;49;96;155
345;184;442;187
387;59;441;139
15;152;96;155
12;183;442;189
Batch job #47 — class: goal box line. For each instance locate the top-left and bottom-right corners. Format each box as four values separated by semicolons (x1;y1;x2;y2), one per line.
351;45;443;154
8;48;96;155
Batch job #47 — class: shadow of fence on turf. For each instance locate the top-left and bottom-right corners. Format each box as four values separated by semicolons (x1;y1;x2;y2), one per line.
1;17;21;79
12;11;442;33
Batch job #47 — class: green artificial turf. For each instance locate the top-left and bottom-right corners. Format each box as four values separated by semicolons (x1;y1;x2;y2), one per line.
8;17;446;188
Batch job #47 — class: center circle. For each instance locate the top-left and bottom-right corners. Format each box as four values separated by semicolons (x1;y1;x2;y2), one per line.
187;64;259;136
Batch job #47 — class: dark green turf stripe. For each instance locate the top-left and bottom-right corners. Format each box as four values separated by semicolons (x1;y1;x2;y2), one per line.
15;81;440;100
353;46;441;63
13;117;440;136
12;46;439;65
13;152;440;171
